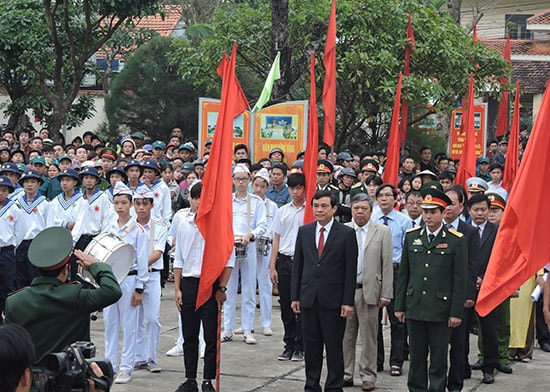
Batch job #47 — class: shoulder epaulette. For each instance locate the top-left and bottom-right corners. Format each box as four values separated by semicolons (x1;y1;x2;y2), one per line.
329;184;339;191
8;286;29;296
448;228;463;238
406;226;422;233
351;183;364;189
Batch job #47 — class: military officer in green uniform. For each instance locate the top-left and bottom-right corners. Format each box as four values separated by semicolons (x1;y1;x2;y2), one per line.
5;227;122;364
350;159;380;199
395;187;467;392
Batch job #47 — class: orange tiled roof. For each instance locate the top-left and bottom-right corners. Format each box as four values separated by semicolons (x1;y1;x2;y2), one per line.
512;61;550;94
134;4;183;37
527;10;550;25
481;39;550;56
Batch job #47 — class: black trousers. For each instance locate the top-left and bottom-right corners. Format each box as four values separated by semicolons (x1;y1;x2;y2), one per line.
180;277;218;380
15;239;38;289
301;299;346;392
276;254;303;351
0;247;16;322
377;268;404;368
447;307;467;391
477;308;499;374
536;294;550;345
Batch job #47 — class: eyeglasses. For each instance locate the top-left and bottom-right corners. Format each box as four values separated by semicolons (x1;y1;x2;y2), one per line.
377;193;394;198
406;201;422;206
234;177;249;182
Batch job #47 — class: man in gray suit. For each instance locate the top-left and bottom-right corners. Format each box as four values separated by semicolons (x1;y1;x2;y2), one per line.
343;193;393;391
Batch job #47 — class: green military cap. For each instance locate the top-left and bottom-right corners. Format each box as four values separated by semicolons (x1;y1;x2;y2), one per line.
360;159;379;174
28;227;73;270
486;192;506;210
421;181;443;191
420;187;452;209
100;147;118;161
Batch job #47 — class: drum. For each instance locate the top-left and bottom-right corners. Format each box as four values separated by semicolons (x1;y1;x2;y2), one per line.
234;237;247;259
256;236;271;257
79;233;135;286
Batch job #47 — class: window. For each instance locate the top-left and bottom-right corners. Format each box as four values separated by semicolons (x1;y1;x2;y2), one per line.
505;14;534;39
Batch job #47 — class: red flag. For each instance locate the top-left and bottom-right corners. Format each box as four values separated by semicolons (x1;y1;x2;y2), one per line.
476;77;550;316
495;35;511;137
455;74;476;187
383;73;402;187
399;13;415;145
503;80;520;192
322;0;336;147
195;42;248;308
473;24;478;43
303;53;319;224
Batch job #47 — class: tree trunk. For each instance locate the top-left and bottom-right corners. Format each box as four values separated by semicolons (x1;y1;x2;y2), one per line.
271;0;291;102
447;0;461;24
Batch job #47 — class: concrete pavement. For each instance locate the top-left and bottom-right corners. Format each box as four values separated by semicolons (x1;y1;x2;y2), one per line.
89;284;550;391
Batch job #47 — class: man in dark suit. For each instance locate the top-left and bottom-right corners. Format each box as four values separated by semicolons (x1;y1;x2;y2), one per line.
467;193;499;384
291;190;358;392
444;186;480;391
395;187;467;392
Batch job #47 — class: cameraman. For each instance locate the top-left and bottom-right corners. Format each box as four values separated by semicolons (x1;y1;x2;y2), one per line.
0;324;107;392
5;227;122;364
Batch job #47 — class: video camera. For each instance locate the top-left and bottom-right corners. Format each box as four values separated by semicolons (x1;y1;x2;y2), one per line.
32;341;113;392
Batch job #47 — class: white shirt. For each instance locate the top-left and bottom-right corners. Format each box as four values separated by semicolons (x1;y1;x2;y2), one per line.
47;190;87;243
232;193;267;239
140;218;168;270
351;220;369;284
315;218;335;249
471;220;487;239
0;198;24;247
15;193;49;240
488;181;508;201
150;179;173;225
271;201;305;256
80;188;115;236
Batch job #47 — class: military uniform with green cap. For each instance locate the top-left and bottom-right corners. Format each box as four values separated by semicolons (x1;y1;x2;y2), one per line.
395;187;468;392
5;227;122;363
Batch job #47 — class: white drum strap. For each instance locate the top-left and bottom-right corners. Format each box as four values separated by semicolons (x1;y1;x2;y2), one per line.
148;220;155;271
119;221;136;239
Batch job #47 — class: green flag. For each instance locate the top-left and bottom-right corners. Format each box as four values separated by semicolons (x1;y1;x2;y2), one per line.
252;52;281;112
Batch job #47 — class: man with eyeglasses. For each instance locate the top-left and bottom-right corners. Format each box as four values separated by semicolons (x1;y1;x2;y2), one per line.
405;191;424;228
371;184;412;377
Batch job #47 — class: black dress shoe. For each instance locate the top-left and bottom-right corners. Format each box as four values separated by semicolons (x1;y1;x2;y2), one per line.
497;363;513;374
376;365;384;372
541;342;550;352
482;372;495;384
470;360;483;371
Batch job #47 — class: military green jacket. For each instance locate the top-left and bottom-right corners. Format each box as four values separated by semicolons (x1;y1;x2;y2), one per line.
395;225;467;322
5;262;122;363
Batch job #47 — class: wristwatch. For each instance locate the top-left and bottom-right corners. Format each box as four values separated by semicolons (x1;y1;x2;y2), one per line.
135;288;144;294
218;286;227;293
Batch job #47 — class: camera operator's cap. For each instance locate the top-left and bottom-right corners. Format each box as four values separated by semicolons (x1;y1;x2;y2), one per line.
152;140;166;150
113;181;133;197
28;227;73;270
317;159;334;173
1;162;20;175
30;156;46;165
18;169;44;185
134;184;155;200
58;154;72;163
131;131;145;140
106;167;128;183
466;177;489;193
337;152;354;162
360;159;379;174
233;164;250;176
486;192;506;210
0;176;15;193
100;147;117;161
420;187;451;209
269;147;285;158
58;168;81;185
339;167;357;178
180;161;195;174
477;156;490;164
142;159;161;174
421;181;443;192
253;168;270;184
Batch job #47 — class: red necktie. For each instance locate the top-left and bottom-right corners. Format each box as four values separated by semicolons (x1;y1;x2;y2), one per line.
318;227;325;257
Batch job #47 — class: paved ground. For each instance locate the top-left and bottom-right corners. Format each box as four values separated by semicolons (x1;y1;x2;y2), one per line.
90;284;550;391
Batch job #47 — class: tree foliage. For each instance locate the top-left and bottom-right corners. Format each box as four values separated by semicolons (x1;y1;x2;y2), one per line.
105;36;207;141
169;0;507;152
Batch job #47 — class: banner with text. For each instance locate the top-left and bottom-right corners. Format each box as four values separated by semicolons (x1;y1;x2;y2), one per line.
449;104;487;160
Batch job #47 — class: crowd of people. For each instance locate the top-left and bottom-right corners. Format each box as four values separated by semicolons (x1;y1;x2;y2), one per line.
0;123;549;392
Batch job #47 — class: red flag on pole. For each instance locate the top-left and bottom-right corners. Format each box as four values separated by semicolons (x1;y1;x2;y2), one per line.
476;77;550;317
503;80;520;192
322;0;336;147
399;13;415;145
455;74;476;187
304;53;319;224
383;73;403;187
495;35;511;137
473;24;478;43
196;42;248;308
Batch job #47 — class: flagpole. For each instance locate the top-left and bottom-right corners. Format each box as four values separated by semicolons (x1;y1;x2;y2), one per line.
216;307;222;391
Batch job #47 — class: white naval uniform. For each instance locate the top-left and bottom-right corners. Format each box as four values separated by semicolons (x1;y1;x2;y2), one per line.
256;197;278;329
15;193;50;240
150;179;172;225
80;189;115;235
103;217;149;374
223;193;267;334
46;191;87;243
0;198;24;248
9;185;24;200
135;218;168;365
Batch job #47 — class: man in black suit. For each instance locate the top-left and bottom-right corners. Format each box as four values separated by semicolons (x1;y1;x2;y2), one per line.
467;193;499;384
291;190;358;392
444;186;480;392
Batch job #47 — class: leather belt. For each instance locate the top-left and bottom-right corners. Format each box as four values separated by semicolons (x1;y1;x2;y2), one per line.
355;283;363;289
151;268;163;272
0;245;14;252
278;253;294;261
393;263;400;270
127;270;138;276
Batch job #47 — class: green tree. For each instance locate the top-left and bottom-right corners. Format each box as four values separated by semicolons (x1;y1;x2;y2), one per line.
170;0;507;153
105;36;207;141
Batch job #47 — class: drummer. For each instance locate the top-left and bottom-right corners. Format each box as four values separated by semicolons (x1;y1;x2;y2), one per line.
103;181;149;384
133;184;168;373
4;227;122;364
